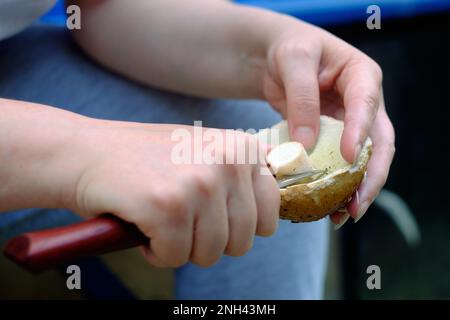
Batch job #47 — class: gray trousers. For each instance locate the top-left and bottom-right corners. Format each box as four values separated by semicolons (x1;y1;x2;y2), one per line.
0;26;329;299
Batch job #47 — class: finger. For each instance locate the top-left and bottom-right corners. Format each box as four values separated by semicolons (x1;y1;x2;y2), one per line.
279;52;321;149
337;58;382;163
330;212;343;224
252;163;279;237
140;244;170;268
354;106;395;222
263;73;288;118
331;189;359;228
330;211;350;230
346;189;361;218
224;165;258;256
190;186;229;267
135;191;194;268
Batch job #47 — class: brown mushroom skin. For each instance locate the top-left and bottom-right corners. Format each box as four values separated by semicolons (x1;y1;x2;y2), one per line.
279;144;371;222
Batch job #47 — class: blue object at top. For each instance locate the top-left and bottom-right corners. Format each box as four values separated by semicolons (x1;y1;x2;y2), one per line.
42;0;450;26
234;0;450;25
40;0;65;25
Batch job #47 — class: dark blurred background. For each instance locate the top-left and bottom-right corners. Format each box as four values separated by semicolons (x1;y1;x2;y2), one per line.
332;12;450;300
1;0;450;299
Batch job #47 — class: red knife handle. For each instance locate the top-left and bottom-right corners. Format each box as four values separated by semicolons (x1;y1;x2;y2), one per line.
3;215;148;273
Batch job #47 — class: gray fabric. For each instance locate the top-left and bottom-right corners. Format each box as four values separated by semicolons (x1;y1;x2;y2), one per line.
0;0;56;41
0;25;329;299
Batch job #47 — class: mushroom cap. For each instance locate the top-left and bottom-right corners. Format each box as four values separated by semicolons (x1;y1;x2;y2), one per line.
257;116;372;222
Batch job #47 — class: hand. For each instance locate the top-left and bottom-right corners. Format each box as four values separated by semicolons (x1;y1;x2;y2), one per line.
261;20;395;223
64;120;279;267
67;0;394;226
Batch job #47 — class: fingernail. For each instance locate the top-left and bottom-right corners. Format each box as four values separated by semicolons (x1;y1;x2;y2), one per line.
354;201;370;223
334;213;350;230
247;237;254;251
293;126;314;148
355;190;360;205
354;143;362;163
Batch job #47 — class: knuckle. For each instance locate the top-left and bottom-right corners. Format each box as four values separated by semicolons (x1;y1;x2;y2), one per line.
346;89;379;120
276;41;315;62
233;133;263;166
223;163;240;178
374;171;389;193
387;141;396;156
371;60;383;84
357;55;383;85
360;89;380;112
291;91;319;112
193;170;218;198
149;190;188;224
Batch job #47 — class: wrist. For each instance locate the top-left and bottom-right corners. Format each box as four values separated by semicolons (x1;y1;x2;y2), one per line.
233;6;312;100
0;99;91;211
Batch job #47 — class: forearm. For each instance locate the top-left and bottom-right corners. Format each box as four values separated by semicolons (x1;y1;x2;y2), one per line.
69;0;295;99
0;99;87;211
